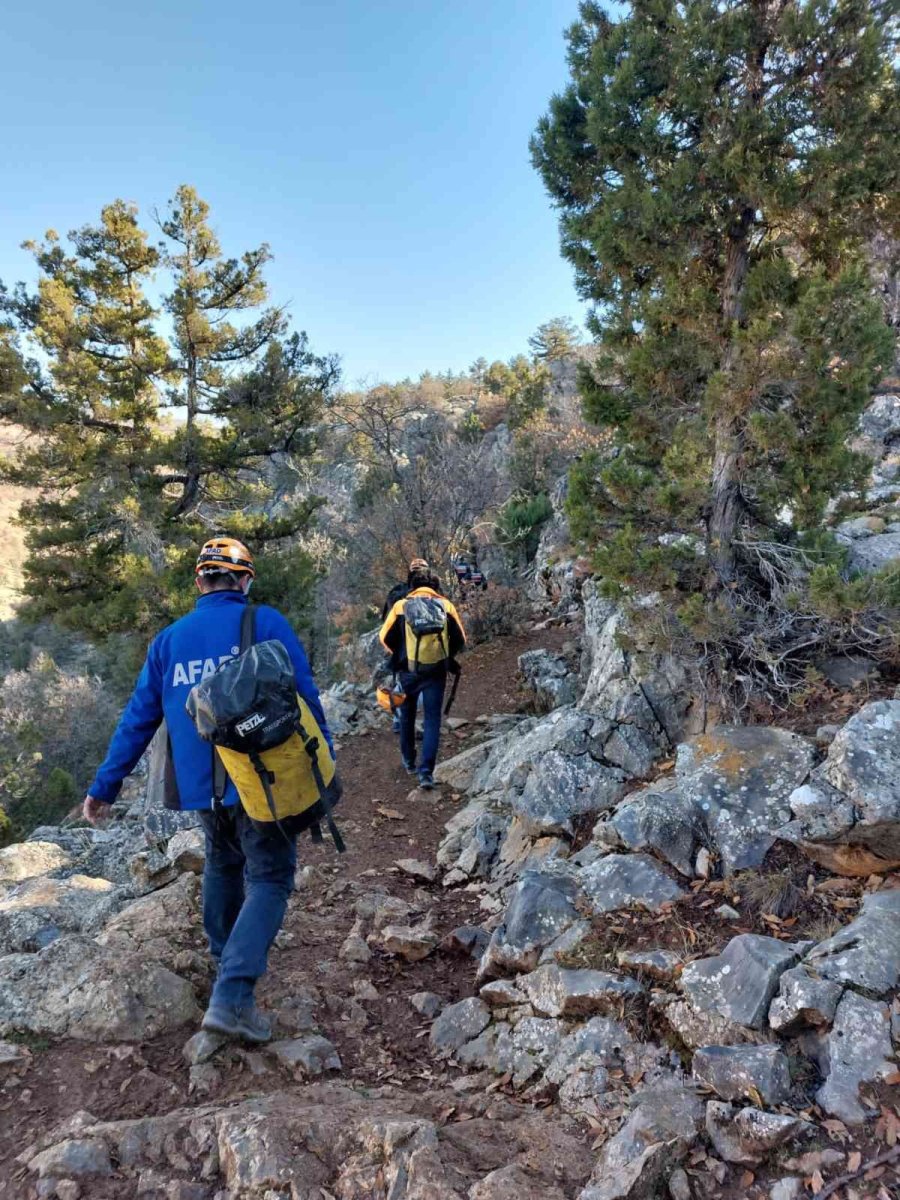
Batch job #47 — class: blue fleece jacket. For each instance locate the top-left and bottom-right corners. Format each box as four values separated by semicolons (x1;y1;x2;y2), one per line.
89;591;333;810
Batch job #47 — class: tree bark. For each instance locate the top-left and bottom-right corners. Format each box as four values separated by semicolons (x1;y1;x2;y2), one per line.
709;206;753;586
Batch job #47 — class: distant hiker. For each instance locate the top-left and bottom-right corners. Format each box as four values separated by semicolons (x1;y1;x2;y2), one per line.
379;564;466;790
379;557;431;732
83;537;335;1045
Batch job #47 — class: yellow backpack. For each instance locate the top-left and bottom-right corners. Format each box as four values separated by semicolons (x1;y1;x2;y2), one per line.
186;607;344;850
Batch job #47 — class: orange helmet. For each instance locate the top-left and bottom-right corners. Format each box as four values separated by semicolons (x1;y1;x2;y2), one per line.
196;537;255;578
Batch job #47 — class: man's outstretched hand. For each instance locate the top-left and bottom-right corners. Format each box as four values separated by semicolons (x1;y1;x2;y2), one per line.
83;795;111;826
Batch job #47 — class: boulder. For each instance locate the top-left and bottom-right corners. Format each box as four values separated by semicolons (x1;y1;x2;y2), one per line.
692;1045;791;1105
430;998;492;1055
604;784;700;878
579;584;695;749
410;992;444;1018
395;858;438;884
457;1016;565;1087
0;841;71;891
378;924;438;962
96;873;201;972
478;870;580;979
518;649;578;713
269;1035;341;1077
0;934;199;1040
816;992;895;1124
803;889;900;995
512;751;627;838
619;727;814;876
470;1164;566;1200
680;935;799;1030
847;531;900;572
28;1138;113;1179
705;1103;813;1165
0;873;118;954
781;701;900;872
518;963;643;1018
767;967;844;1033
578;1084;703;1200
616;949;682;983
166;829;205;874
579;853;685;914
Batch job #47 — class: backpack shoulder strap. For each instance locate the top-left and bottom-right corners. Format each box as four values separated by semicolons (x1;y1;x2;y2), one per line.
212;603;256;805
240;603;256;653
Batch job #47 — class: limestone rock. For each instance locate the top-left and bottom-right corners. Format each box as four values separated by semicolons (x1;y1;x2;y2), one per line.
847;531;900;572
0;873;118;955
606;785;699;877
655;727;815;875
479;980;527;1008
660;997;763;1051
518;963;643;1018
705;1102;812;1165
802;888;900;995
616;949;682;983
440;925;489;958
269;1035;341;1077
430;998;491;1055
518;649;578;714
512;750;627;838
166;829;206;874
816;991;895;1124
0;841;71;891
410;991;444;1018
767;966;844;1033
0;934;199;1040
578;1084;703;1200
0;1039;31;1065
96;873;201;972
457;1016;565;1087
28;1138;113;1179
395;858;438;884
579;853;684;915
770;1180;802;1200
470;1163;566;1200
781;701;900;871
680;935;799;1030
183;1030;229;1066
478;870;580;979
692;1045;790;1105
378;924;438;962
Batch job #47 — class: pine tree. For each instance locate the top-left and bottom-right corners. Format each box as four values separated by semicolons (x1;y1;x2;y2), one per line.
0;191;338;641
527;316;582;361
532;0;899;597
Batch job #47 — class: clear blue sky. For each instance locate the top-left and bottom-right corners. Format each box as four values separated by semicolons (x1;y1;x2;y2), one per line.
2;0;587;385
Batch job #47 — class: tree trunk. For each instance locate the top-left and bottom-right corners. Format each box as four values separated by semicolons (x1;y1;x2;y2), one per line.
708;207;753;586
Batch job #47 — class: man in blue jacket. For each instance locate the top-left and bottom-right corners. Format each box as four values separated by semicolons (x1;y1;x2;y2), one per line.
84;537;334;1044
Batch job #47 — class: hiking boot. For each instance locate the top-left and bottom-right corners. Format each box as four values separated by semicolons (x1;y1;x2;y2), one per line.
418;771;435;791
202;1003;272;1044
402;758;417;775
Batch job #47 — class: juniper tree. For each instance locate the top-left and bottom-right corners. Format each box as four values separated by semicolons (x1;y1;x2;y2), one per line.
0;191;338;641
532;0;899;600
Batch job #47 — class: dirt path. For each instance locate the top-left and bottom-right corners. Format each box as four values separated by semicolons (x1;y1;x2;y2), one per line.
0;626;578;1196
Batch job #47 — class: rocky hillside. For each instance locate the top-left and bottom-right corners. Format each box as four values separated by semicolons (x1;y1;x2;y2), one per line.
0;578;899;1199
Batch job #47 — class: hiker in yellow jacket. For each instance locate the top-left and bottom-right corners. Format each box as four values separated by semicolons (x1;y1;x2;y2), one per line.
379;562;466;790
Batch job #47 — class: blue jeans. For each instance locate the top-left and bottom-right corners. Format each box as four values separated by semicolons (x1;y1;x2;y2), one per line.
197;806;296;1009
398;669;446;775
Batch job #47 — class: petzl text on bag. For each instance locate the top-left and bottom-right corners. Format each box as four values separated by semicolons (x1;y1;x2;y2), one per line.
185;610;343;850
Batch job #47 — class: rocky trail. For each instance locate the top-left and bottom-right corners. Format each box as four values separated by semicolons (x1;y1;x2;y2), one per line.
1;607;900;1200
